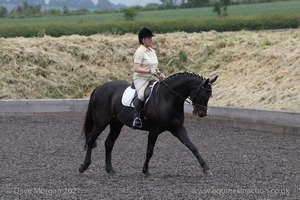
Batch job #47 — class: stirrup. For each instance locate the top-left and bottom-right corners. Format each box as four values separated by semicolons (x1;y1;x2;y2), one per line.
133;117;142;129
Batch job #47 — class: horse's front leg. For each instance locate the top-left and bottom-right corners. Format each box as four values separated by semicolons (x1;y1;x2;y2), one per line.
142;131;159;176
171;126;212;175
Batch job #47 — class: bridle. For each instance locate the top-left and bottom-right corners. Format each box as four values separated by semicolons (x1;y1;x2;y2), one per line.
157;76;211;110
191;79;212;111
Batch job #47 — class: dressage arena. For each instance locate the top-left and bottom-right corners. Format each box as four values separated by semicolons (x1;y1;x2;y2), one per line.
0;113;299;199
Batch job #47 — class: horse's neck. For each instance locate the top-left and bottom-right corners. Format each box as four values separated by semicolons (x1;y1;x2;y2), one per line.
164;75;201;99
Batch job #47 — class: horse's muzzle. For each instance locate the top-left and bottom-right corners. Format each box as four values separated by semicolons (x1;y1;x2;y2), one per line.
193;109;207;118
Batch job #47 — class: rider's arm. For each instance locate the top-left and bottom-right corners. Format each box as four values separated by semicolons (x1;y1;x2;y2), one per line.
132;63;151;74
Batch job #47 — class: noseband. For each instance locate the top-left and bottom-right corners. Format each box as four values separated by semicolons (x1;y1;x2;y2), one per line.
191;79;212;111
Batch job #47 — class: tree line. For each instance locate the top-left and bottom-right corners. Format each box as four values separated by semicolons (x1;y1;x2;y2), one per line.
0;1;85;18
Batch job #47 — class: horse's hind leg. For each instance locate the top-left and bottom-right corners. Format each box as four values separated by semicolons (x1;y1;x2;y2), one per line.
79;123;108;173
171;126;212;175
79;140;93;173
104;119;124;174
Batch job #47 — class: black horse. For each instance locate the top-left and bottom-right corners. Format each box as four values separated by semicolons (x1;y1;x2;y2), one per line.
79;72;218;176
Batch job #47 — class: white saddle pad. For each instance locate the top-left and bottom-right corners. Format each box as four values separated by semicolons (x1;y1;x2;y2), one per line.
121;87;136;107
121;82;158;107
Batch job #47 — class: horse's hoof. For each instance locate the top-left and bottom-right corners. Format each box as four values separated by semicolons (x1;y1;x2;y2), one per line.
79;164;88;173
203;169;213;176
106;168;115;174
142;169;151;177
105;164;115;174
144;172;151;177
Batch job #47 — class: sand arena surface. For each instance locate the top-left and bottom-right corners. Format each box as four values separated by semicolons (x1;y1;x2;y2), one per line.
1;29;300;111
0;114;299;199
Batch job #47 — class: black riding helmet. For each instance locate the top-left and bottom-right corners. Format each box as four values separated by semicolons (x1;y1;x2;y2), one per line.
138;27;155;44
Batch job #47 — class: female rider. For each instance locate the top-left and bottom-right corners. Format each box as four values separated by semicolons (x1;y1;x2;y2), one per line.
132;27;163;129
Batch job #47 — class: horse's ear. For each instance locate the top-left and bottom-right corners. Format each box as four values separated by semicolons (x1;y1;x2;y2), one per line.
209;76;218;84
205;79;210;85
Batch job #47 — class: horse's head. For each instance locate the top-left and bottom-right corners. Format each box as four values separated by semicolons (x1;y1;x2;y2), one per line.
190;76;218;118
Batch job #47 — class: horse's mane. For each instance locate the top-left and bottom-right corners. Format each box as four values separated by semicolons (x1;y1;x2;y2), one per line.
164;71;205;82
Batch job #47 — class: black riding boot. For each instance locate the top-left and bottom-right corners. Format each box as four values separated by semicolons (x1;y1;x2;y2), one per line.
132;99;144;129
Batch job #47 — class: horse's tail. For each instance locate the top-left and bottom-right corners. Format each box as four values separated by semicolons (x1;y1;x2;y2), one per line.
82;88;97;149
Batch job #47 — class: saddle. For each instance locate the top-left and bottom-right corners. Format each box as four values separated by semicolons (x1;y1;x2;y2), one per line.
121;81;158;108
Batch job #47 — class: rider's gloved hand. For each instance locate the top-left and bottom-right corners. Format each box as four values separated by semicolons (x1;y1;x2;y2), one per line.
149;69;158;76
156;68;166;79
158;73;166;79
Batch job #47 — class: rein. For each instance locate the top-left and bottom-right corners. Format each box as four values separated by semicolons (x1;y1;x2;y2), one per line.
157;76;191;104
156;76;210;110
